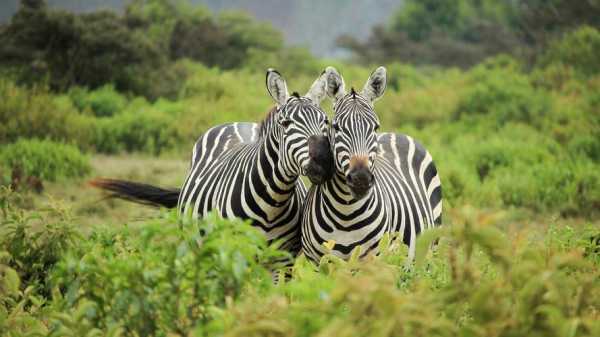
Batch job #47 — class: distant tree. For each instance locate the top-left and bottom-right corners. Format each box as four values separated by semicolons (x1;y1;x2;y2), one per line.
0;0;287;98
516;0;600;47
338;0;521;68
0;2;162;93
126;1;283;69
215;11;283;69
339;0;600;68
169;16;228;66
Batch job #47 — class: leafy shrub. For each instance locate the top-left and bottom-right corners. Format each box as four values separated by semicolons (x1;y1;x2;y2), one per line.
454;62;552;127
495;162;573;211
94;109;181;154
568;133;600;162
0;187;82;297
0;80;96;147
69;85;127;117
245;46;321;78
539;26;600;78
206;209;600;337
0;251;48;336
49;213;287;335
0;139;91;181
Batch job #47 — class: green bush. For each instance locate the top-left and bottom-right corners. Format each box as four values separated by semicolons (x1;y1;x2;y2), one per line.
0;250;49;336
94;109;181;154
205;210;600;337
49;213;287;335
0;80;96;147
454;62;552;127
539;26;600;78
1;186;599;336
69;85;127;117
0;139;91;182
0;187;82;298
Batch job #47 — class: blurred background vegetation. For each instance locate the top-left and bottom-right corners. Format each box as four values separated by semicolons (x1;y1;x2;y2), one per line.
1;0;599;217
0;0;599;335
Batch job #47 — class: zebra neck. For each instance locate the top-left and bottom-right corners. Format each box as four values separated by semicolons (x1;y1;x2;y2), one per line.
252;126;298;197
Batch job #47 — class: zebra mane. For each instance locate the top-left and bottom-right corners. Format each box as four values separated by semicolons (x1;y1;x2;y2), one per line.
258;106;279;138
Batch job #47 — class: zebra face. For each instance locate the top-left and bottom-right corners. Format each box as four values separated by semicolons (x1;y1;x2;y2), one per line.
331;92;380;198
278;96;332;184
267;69;334;184
326;66;387;199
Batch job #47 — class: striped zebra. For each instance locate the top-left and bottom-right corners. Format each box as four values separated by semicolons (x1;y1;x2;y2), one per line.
301;67;442;263
92;68;334;255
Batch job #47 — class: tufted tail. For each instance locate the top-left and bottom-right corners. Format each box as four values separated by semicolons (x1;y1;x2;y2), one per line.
89;178;180;208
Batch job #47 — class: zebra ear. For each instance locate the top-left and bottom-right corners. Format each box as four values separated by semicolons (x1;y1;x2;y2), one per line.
266;68;290;106
305;66;345;105
324;66;346;102
361;66;387;102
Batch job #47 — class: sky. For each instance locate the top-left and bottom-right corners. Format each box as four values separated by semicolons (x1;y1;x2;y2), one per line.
0;0;402;57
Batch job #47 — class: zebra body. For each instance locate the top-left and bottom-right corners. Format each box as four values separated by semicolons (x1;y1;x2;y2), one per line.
91;69;334;256
178;69;334;254
178;115;308;252
301;67;442;262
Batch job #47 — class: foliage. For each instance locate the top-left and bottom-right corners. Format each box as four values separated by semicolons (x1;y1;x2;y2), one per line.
339;0;600;67
203;208;600;337
0;250;49;336
338;0;522;67
517;0;600;48
0;0;288;99
453;60;552;127
1;186;598;336
69;85;127;117
0;79;96;147
0;187;82;298
49;213;288;335
0;139;91;182
538;26;600;78
0;2;163;95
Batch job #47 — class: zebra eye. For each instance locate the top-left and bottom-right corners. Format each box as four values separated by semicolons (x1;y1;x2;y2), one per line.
280;119;293;128
332;122;340;132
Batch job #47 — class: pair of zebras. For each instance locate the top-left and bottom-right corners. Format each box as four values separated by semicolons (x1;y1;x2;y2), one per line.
92;66;442;263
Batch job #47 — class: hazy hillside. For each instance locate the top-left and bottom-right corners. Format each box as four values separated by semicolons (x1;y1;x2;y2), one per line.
0;0;401;57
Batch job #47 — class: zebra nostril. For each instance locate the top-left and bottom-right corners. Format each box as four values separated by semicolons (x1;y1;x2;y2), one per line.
346;173;354;184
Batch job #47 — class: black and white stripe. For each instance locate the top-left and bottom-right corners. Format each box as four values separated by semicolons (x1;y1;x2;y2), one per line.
301;67;442;262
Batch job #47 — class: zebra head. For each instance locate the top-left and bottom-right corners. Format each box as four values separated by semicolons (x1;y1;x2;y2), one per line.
326;66;387;199
266;69;334;185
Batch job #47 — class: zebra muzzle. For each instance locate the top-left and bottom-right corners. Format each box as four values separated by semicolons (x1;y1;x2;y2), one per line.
305;135;334;184
346;168;374;198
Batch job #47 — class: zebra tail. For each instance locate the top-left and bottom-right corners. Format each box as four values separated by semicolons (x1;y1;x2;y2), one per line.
89;178;180;209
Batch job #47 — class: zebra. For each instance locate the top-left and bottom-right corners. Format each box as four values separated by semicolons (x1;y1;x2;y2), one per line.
301;66;442;263
92;68;335;255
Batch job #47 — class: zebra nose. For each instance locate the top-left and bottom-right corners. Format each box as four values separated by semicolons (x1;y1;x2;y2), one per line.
346;169;374;188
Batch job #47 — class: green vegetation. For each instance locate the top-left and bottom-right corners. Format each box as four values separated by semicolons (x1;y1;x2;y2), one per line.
1;0;599;335
0;139;90;182
339;0;600;67
1;191;598;336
